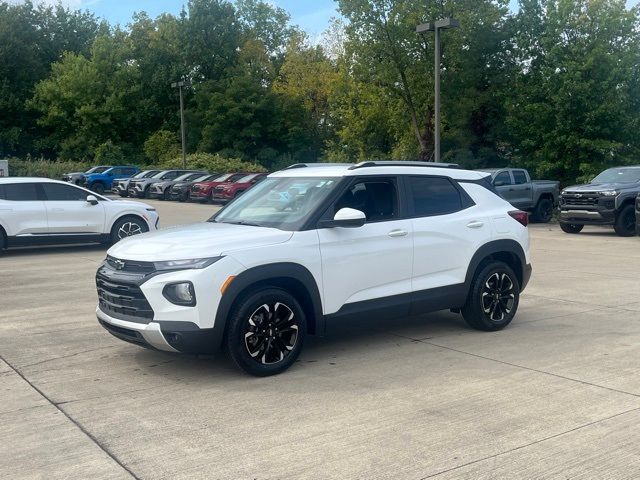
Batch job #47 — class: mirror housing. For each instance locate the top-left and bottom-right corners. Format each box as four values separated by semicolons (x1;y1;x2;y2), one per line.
493;180;506;187
319;208;366;229
86;195;99;205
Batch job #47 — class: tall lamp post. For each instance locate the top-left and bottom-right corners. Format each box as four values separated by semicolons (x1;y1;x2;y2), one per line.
416;18;459;163
171;80;191;169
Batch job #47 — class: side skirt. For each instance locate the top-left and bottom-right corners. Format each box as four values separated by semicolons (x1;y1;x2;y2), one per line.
8;234;108;247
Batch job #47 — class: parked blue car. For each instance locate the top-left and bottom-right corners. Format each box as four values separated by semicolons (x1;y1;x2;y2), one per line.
81;165;140;194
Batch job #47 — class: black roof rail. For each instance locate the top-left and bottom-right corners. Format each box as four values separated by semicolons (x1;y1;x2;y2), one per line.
284;163;353;170
348;161;460;170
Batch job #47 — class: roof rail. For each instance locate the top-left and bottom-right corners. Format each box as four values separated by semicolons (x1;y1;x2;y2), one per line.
348;161;460;170
284;162;353;170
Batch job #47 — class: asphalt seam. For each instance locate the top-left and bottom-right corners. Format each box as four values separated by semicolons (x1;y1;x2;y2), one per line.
0;353;140;480
419;405;640;479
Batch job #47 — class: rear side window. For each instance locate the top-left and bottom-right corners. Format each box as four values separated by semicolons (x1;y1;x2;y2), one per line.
41;183;87;201
513;170;528;184
2;183;40;201
406;177;463;217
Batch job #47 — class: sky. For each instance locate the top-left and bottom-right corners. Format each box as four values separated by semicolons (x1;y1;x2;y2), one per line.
13;0;640;37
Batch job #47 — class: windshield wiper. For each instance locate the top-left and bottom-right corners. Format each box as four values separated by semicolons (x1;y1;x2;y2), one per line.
220;220;261;227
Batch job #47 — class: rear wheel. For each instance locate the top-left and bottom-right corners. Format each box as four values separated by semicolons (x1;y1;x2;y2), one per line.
462;261;520;331
110;216;148;244
533;197;553;223
225;288;306;376
91;182;105;195
0;229;6;253
613;204;635;237
163;188;170;201
560;223;584;234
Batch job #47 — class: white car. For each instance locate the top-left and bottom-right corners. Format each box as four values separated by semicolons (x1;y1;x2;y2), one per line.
0;177;159;251
97;162;531;376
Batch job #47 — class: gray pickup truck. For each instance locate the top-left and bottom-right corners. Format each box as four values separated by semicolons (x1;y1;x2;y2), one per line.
477;168;560;223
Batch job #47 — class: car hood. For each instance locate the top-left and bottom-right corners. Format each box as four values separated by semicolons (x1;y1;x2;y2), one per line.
107;222;293;261
65;171;85;176
563;183;636;192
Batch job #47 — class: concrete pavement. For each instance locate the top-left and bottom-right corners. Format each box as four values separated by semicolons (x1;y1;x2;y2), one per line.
1;200;639;479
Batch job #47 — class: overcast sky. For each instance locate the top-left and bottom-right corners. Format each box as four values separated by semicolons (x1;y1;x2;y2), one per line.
11;0;640;38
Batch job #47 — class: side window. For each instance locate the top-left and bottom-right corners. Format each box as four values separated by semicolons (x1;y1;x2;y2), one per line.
41;183;88;201
513;170;528;185
493;171;512;186
162;172;179;180
109;168;122;176
124;168;137;176
4;183;40;201
334;179;398;222
406;176;463;217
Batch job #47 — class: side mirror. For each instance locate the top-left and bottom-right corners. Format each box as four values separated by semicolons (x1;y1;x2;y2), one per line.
494;180;506;187
86;195;99;205
319;208;366;228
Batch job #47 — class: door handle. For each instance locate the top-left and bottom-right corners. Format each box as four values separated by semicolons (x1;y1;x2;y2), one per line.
388;229;408;237
466;221;484;229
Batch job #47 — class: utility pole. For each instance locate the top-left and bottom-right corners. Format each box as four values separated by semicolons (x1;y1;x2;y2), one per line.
171;80;191;169
416;18;459;162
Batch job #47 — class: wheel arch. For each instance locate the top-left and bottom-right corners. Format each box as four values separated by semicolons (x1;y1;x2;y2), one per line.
213;262;324;350
465;240;528;293
0;223;7;249
108;213;149;236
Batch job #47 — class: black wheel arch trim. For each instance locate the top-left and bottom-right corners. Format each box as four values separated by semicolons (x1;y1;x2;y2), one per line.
212;262;324;350
464;240;529;293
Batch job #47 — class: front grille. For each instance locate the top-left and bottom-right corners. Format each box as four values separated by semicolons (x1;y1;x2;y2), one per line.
106;255;155;273
96;273;154;322
561;193;599;208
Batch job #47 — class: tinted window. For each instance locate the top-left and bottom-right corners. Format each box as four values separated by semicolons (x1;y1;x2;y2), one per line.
406;177;462;217
161;171;180;180
109;168;121;176
2;183;40;201
42;183;87;201
334;179;398;222
513;170;528;185
493;171;512;186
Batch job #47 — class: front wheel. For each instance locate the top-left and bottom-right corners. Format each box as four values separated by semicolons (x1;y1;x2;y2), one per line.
560;223;584;234
462;261;520;331
533;197;553;223
613;204;635;237
225;288;306;376
91;182;105;195
110;216;149;244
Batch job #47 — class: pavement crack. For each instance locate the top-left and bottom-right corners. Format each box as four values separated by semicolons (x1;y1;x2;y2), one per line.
20;346;116;369
420;406;640;479
0;353;139;480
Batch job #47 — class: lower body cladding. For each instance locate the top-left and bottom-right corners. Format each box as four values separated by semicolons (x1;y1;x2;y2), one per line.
559;208;615;225
96;256;246;354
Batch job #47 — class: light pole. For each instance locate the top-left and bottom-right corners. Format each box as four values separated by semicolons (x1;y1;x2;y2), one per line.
416;17;459;162
171;80;191;169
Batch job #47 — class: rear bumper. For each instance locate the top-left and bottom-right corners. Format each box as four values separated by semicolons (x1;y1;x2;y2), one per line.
522;263;532;292
97;307;218;354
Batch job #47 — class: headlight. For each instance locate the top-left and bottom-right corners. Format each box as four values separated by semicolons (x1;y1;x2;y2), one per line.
153;257;222;271
163;282;196;306
600;190;618;197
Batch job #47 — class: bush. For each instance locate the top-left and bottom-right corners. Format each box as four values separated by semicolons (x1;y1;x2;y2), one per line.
159;153;267;173
7;158;90;179
144;130;181;163
94;141;125;165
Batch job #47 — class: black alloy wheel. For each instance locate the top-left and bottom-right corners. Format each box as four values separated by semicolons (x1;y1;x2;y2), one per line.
614;204;636;237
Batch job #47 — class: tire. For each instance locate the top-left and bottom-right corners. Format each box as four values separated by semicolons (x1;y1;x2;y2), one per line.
225;288;306;377
142;186;150;198
207;191;214;204
462;261;520;332
560;223;584;234
118;192;128;198
110;216;149;244
533;197;553;223
91;182;105;195
163;188;170;201
179;191;188;203
613;204;635;237
0;228;6;253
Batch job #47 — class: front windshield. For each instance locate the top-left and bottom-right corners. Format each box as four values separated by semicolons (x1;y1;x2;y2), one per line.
592;168;640;184
85;166;109;174
134;170;160;179
194;174;212;182
152;171;169;179
236;173;259;183
174;173;201;182
211;173;233;182
212;176;339;231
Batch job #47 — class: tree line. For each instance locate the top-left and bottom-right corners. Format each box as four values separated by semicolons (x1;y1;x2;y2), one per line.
1;0;639;184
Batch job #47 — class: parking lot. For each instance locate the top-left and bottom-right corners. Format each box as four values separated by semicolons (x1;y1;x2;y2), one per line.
2;198;640;479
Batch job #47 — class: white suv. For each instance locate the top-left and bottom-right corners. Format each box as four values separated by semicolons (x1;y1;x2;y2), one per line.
97;162;531;376
0;178;158;251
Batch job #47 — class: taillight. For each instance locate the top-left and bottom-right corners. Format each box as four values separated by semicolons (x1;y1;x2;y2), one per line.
508;210;529;227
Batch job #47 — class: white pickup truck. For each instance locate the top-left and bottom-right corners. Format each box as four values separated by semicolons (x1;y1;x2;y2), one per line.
476;168;560;223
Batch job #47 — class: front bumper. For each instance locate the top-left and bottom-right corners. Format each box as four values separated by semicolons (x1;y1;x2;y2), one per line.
148;188;165;199
97;307;218;354
559;208;615;225
190;190;210;201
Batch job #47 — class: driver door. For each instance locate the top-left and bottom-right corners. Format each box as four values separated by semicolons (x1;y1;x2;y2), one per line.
317;177;413;317
41;183;105;234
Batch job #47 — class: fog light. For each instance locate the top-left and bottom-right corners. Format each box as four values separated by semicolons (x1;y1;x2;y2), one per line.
163;282;196;306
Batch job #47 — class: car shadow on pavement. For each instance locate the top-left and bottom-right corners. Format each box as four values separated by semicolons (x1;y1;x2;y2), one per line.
2;243;107;257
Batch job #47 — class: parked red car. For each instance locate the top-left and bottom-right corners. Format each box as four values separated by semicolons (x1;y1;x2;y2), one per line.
190;173;248;203
212;173;268;203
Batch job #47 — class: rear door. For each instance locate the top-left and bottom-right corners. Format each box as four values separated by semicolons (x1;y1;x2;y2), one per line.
317;176;413;316
41;183;105;234
510;169;533;208
406;176;492;310
0;183;48;236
